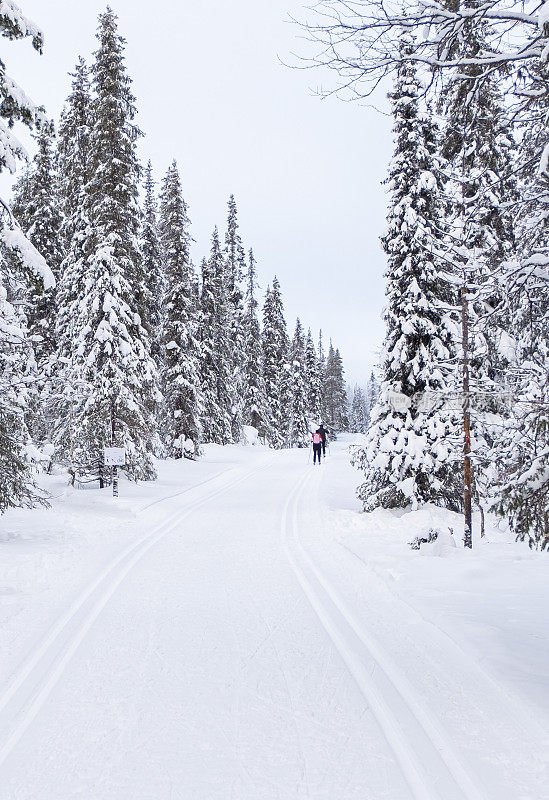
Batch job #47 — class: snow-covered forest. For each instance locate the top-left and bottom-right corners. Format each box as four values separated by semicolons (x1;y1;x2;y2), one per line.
0;5;349;510
0;3;548;797
301;0;549;550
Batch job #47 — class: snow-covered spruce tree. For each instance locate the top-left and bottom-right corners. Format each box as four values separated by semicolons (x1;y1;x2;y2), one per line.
55;10;159;482
491;78;549;548
352;42;462;512
439;0;518;501
0;282;45;510
350;384;369;434
159;160;201;456
11;123;63;367
10;122;63;451
140;160;164;364
288;319;311;447
494;310;549;548
242;248;269;438
365;370;379;417
0;2;55;509
323;343;349;432
199;227;232;444
57;58;92;251
262;277;290;448
52;58;93;463
317;330;327;421
223;194;246;442
304;328;322;424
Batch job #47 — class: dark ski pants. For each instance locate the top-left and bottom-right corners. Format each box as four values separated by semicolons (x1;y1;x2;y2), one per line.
313;443;322;463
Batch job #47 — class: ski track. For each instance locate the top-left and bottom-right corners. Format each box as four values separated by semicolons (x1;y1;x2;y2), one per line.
282;467;487;800
0;454;273;770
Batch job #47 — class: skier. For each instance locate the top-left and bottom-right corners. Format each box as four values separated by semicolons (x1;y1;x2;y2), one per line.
312;431;323;464
317;424;328;457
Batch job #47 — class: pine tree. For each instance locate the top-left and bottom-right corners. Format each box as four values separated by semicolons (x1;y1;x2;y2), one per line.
0;2;43;177
365;370;379;417
0;281;45;510
11;123;63;366
52;59;93;466
224;194;246;442
491;85;549;548
0;2;54;510
304;328;322;424
10;123;63;450
54;9;158;482
242;248;269;438
350;384;369;434
439;1;518;502
140;160;164;363
288;319;310;447
262;277;290;448
199;228;232;444
57;58;92;251
323;343;349;432
317;330;327;421
159;160;201;456
352;41;462;512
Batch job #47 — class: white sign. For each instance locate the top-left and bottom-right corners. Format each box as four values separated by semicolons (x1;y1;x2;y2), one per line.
104;447;126;466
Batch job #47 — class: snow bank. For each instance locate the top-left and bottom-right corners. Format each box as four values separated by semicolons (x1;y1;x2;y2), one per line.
329;500;549;718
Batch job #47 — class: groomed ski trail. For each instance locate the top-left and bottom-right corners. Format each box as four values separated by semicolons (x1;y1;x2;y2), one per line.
1;443;546;800
282;467;486;800
0;455;273;770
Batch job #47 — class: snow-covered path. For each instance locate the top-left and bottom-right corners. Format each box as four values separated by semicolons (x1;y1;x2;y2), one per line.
0;442;547;799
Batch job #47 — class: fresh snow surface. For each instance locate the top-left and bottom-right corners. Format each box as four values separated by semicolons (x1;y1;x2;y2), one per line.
0;436;547;799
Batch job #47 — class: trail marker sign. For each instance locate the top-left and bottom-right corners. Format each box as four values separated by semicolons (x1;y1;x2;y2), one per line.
104;447;126;466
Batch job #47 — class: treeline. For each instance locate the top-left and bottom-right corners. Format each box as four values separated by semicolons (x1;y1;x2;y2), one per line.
302;2;549;549
0;7;348;510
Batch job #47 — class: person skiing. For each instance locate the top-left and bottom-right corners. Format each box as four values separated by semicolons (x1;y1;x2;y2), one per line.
312;431;323;464
317;424;328;457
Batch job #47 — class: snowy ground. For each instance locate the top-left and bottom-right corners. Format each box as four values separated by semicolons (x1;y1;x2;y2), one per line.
0;437;547;799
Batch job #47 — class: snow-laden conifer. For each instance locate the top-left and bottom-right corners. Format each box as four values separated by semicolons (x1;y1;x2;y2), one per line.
11;123;63;367
159;160;201;456
491;95;549;548
0;280;46;509
439;2;518;501
365;370;379;417
199;228;232;444
350;385;369;434
54;10;158;481
317;330;327;421
140;161;164;363
352;42;461;512
242;248;269;438
0;1;54;510
288;319;311;447
223;195;246;441
262;277;290;448
304;328;322;424
323;343;349;432
52;59;93;464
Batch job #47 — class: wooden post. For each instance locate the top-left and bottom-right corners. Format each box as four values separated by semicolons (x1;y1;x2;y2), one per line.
461;283;473;548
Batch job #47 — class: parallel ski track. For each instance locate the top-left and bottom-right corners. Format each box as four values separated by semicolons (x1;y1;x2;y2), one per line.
281;468;487;800
0;456;273;769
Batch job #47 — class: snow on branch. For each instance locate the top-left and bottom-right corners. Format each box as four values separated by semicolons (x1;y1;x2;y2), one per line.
1;211;55;289
0;0;42;48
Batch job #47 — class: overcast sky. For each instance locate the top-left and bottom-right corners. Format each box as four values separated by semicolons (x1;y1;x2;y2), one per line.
2;0;393;386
